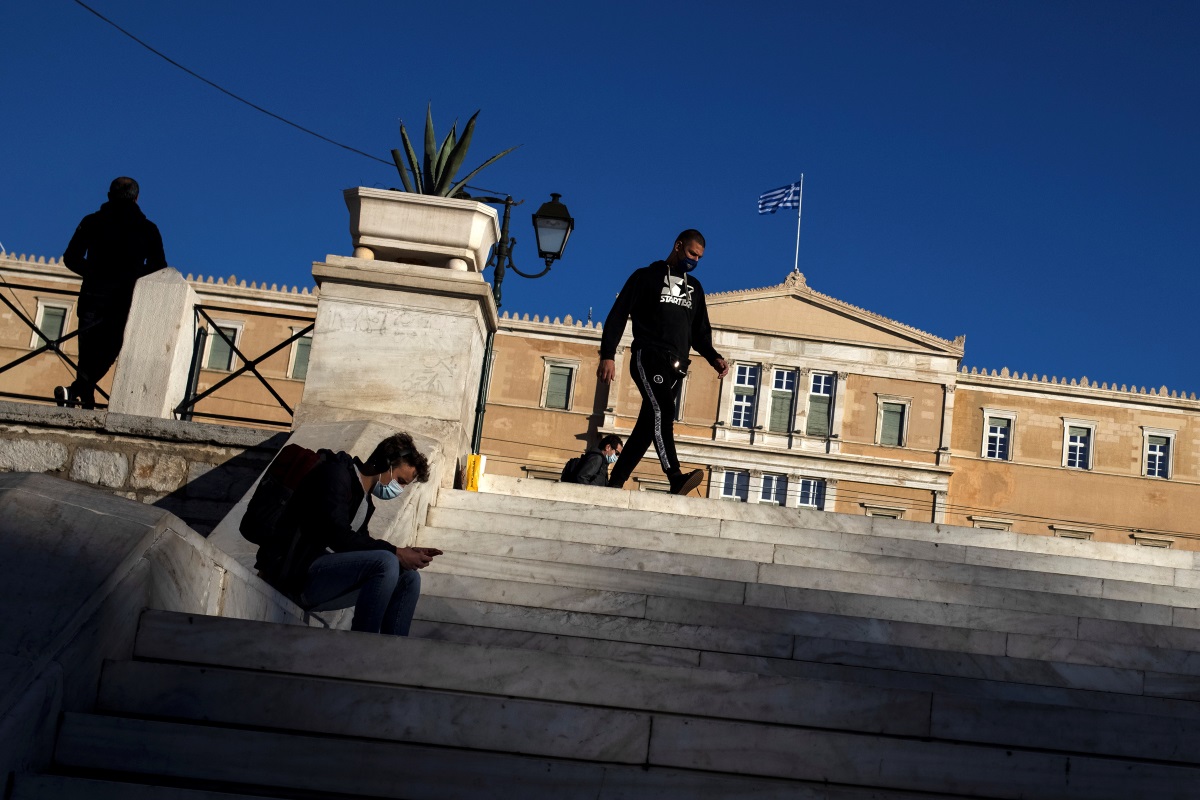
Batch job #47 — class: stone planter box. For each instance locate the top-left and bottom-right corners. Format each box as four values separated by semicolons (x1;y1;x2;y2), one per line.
343;187;500;272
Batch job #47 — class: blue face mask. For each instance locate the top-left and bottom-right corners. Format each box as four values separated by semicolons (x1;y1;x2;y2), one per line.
606;453;619;465
372;476;405;500
678;256;699;273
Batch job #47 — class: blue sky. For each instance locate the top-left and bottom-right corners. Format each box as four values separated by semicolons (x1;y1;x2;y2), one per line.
2;1;1197;394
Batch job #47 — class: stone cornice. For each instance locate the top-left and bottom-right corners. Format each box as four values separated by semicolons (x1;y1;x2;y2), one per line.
959;367;1199;409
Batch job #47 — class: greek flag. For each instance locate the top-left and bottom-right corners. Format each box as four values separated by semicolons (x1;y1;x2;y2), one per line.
757;181;802;215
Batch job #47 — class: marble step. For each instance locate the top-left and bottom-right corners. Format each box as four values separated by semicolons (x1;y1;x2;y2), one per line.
55;713;888;800
646;714;1200;799
450;482;1200;571
100;651;1200;769
130;612;1200;765
426;551;749;605
415;568;1132;657
422;541;1183;631
98;660;650;763
430;503;1187;588
9;775;277;800
420;523;1200;619
133;611;932;737
70;702;1200;800
412;610;1144;700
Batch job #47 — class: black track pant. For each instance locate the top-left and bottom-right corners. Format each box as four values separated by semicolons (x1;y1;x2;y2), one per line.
69;296;129;404
607;348;681;487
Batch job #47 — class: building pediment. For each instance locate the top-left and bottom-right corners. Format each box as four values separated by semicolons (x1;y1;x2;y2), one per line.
706;271;964;356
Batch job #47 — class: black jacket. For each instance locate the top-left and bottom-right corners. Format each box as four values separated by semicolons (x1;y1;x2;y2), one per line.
63;199;167;307
599;260;721;367
254;451;397;595
573;446;609;487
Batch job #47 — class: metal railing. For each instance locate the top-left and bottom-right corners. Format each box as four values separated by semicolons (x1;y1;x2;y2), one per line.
175;304;313;427
0;282;108;406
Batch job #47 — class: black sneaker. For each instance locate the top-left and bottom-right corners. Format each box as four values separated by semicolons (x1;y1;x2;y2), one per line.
53;386;71;407
669;469;704;496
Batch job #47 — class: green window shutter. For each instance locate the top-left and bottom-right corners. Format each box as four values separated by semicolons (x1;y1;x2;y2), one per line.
1149;434;1168;447
769;390;793;433
37;306;67;346
734;385;754;396
806;394;831;437
545;365;572;409
1068;426;1088;440
881;403;905;446
291;337;311;380
206;326;237;370
989;416;1009;431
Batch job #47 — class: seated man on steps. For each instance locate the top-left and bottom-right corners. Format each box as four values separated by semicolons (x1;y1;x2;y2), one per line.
255;433;442;636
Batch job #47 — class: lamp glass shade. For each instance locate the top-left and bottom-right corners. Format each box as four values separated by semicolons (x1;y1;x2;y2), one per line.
532;194;574;262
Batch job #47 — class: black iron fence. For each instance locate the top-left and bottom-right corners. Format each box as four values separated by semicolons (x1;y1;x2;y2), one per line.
0;281;107;406
175;304;313;427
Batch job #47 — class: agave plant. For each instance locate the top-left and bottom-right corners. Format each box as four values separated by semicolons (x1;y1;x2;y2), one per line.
391;105;518;198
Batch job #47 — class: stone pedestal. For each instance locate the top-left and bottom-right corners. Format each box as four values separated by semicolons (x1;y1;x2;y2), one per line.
108;268;198;419
294;256;498;476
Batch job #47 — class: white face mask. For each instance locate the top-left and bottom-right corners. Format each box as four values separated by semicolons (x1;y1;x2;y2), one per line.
606;453;619;464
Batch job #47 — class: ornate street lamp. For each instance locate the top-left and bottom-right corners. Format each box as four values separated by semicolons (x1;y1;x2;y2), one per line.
532;193;574;269
469;191;575;454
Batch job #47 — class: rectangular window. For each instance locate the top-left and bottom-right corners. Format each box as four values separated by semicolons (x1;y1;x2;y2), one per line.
1066;425;1091;469
768;369;796;433
760;473;788;505
289;335;312;380
544;364;574;410
805;372;834;437
880;402;906;447
1147;435;1170;479
205;325;240;371
731;364;759;429
796;478;825;509
721;470;749;501
33;304;68;348
985;416;1011;460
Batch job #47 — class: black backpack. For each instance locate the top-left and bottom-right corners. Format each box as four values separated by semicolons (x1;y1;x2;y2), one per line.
241;444;329;546
559;456;584;483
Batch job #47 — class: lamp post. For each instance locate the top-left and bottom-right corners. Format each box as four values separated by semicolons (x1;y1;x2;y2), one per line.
469;193;575;454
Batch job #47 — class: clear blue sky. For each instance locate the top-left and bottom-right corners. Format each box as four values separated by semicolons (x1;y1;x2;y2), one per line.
2;1;1197;393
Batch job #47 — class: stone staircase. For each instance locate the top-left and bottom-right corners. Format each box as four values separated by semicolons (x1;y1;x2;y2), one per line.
15;475;1200;798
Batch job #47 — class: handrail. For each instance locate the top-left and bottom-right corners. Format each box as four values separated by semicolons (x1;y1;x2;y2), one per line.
174;303;313;426
0;283;109;406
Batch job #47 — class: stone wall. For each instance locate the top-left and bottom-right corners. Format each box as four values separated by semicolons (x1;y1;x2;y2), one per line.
0;401;287;535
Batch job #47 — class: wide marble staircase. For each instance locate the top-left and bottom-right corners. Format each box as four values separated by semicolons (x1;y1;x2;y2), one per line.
15;475;1200;798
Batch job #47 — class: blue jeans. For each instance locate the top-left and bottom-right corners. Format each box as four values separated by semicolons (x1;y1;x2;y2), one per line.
299;550;421;636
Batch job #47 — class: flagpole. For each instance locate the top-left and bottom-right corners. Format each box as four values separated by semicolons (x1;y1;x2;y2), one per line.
793;174;804;274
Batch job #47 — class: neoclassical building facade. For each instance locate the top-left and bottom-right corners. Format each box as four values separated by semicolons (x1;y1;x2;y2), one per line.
3;250;1198;550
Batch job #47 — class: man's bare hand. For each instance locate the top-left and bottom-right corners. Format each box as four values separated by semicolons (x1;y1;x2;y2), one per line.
597;359;616;383
397;546;440;570
714;357;729;378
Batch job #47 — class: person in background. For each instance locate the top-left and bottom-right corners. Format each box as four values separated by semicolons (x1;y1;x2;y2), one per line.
59;176;167;409
563;433;623;487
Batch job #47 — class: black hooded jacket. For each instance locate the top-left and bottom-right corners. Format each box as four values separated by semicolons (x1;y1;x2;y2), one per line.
254;451;397;595
573;445;610;487
63;199;167;307
599;260;721;367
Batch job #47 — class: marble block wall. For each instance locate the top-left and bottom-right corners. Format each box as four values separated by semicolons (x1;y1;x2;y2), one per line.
0;400;286;535
0;472;305;783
